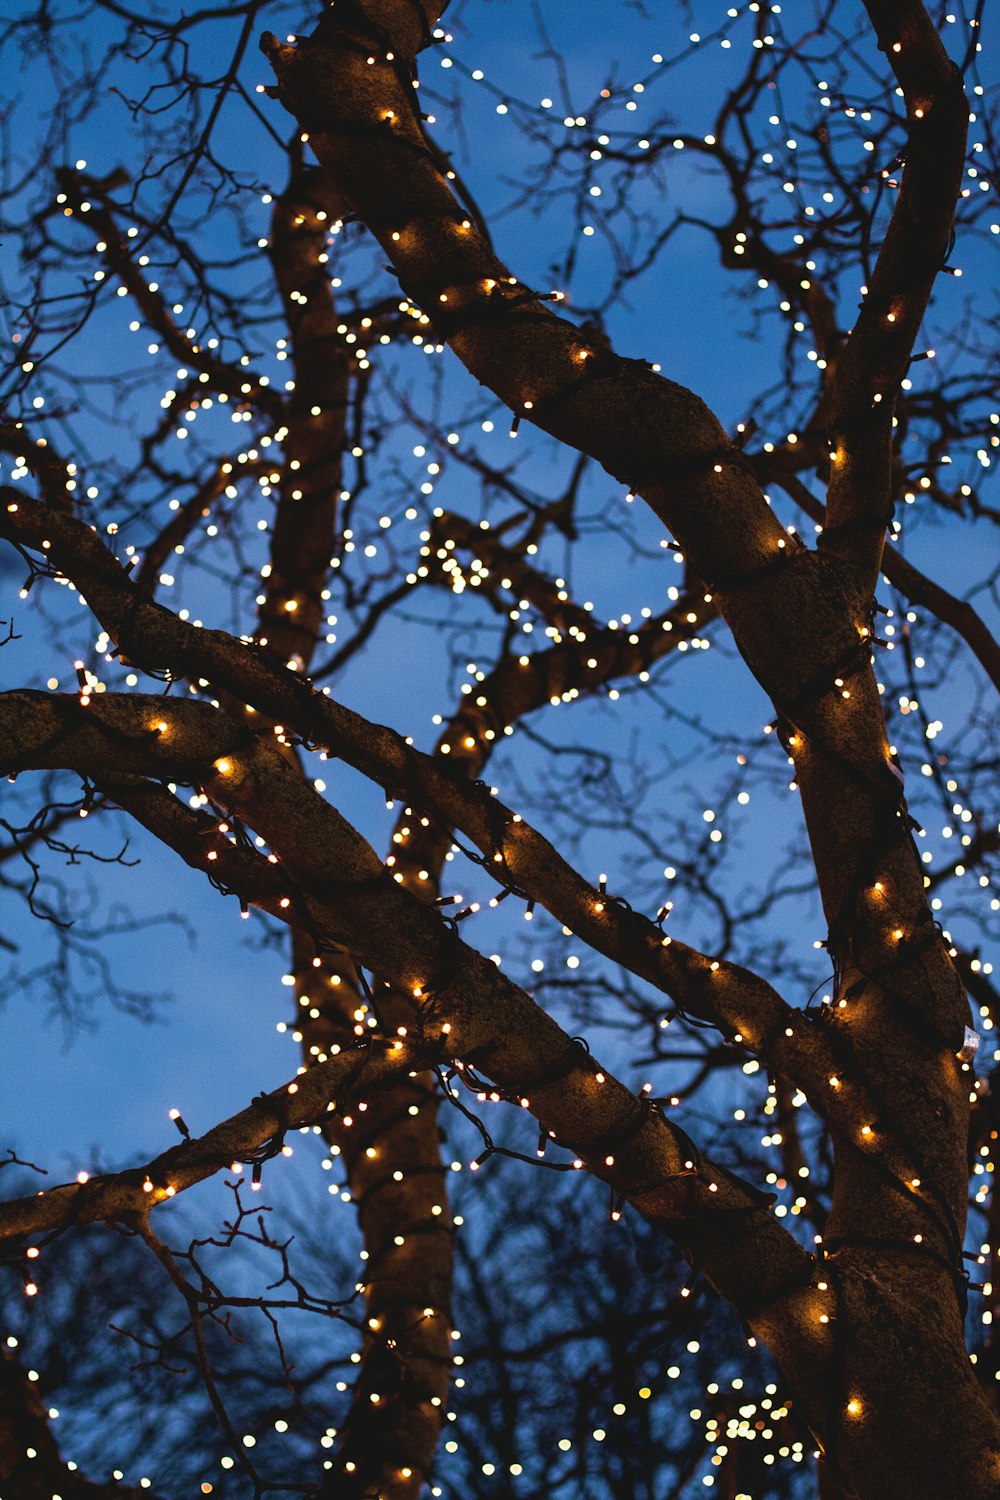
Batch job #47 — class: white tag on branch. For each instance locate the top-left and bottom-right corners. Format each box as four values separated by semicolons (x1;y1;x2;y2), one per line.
958;1027;980;1064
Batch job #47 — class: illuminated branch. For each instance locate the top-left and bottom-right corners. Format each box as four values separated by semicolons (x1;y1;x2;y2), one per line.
432;585;717;758
823;1;969;596
655;126;843;368
53;170;285;423
292;947;454;1500
0;1032;420;1242
262;24;787;597
10;684;986;1478
256;159;349;670
260;9;941;949
0;693;827;1392
261;152;450;1495
0;496;820;1074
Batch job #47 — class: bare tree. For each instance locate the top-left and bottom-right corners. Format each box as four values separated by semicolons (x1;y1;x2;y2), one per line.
1;1;998;1498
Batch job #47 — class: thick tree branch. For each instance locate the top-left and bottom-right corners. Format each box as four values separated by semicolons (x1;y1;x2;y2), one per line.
0;1034;419;1242
257;158;349;669
0;493;810;1072
0;696;833;1435
773;467;1000;692
259;21;790;596
252;17;998;1494
258;9;946;949
824;2;968;594
11;685;992;1486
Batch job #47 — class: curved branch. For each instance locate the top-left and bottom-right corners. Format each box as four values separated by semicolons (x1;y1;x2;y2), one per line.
823;2;969;593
